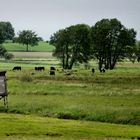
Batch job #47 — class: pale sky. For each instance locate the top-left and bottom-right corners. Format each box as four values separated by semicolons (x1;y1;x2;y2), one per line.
0;0;140;40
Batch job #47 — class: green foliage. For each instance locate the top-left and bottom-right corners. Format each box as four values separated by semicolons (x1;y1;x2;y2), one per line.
19;72;33;82
17;30;40;52
4;52;14;60
0;45;7;57
0;45;14;60
50;24;91;69
90;18;136;70
0;21;15;44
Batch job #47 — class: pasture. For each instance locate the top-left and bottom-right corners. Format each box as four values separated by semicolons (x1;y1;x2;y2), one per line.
0;51;140;139
3;41;55;52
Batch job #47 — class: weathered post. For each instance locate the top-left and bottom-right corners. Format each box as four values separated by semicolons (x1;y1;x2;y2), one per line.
0;71;8;108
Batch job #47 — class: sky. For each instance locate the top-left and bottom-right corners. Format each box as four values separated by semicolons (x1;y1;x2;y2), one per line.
0;0;140;40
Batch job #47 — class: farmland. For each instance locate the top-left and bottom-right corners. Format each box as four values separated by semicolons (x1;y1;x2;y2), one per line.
0;43;140;139
3;41;55;52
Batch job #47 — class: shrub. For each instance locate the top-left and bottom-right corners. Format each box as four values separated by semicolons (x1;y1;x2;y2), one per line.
20;72;33;82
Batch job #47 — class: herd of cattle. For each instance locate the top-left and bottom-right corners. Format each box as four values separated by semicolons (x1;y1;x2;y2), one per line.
12;66;56;75
12;66;105;74
13;66;46;71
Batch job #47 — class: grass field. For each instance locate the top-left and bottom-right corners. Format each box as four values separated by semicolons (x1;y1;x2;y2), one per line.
0;61;140;124
3;41;55;52
11;52;53;58
0;55;140;139
0;113;140;140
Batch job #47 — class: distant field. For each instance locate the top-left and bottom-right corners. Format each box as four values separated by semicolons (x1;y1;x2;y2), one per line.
11;52;53;58
3;41;55;52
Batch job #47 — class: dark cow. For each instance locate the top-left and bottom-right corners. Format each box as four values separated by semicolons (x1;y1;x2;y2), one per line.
35;67;45;71
12;66;21;71
100;68;105;73
102;69;105;73
50;67;56;71
50;66;56;75
92;68;95;73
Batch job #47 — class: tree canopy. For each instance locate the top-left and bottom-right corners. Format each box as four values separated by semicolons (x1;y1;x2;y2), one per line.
0;21;15;44
50;24;91;69
17;30;39;52
90;18;136;70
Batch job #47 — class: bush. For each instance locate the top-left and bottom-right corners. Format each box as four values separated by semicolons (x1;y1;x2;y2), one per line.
20;72;33;82
4;52;14;60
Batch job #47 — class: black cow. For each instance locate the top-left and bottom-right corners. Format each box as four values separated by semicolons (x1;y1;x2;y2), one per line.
50;67;56;71
92;68;95;73
12;66;21;71
50;66;56;75
35;67;45;71
100;68;105;73
102;69;105;73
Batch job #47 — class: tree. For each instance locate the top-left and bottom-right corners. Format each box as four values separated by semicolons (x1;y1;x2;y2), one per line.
90;18;136;70
0;45;7;57
50;24;91;69
0;45;13;60
0;28;5;44
18;30;39;52
136;41;140;62
126;44;137;63
0;21;15;44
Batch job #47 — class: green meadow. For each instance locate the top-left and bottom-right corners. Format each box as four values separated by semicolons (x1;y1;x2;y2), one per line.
3;41;55;52
0;44;140;139
0;113;140;140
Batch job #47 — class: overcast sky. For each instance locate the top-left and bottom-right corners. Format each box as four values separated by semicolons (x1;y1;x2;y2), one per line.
0;0;140;40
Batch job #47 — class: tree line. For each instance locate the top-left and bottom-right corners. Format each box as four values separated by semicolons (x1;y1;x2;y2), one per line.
0;22;41;58
0;18;140;70
50;18;139;70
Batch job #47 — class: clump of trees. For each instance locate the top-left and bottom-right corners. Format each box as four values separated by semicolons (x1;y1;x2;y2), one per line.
0;21;15;44
0;21;15;60
50;24;91;69
50;18;138;70
90;18;136;70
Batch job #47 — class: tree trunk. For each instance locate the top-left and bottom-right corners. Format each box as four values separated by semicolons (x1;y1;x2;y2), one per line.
99;56;103;71
68;57;75;69
26;44;29;52
65;45;69;69
110;57;117;70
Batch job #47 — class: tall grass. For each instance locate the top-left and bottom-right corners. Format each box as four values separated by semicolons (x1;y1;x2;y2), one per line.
0;62;139;125
0;113;139;140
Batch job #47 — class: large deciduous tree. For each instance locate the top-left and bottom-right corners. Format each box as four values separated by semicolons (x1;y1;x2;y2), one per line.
50;24;91;69
90;18;136;70
18;30;39;52
0;21;15;44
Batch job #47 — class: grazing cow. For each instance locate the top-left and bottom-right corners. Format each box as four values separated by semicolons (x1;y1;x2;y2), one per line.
50;66;56;75
100;68;105;73
50;71;55;75
35;67;45;71
50;67;56;71
12;66;21;71
102;68;105;73
92;68;95;73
